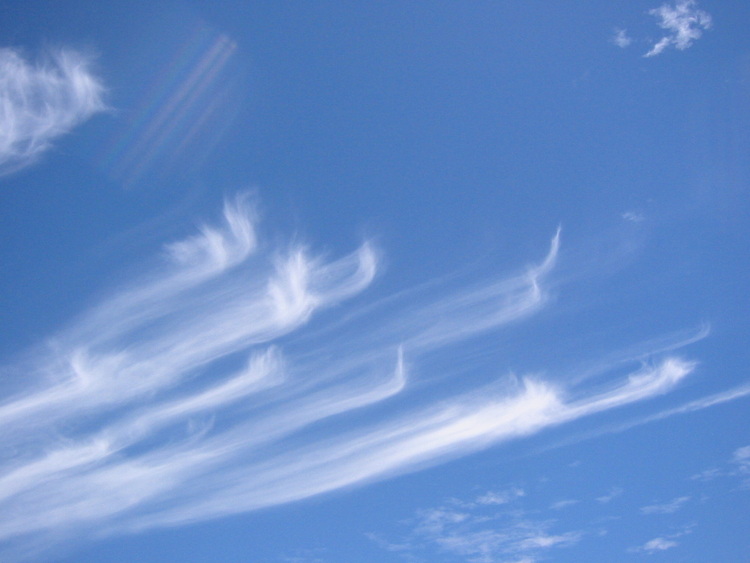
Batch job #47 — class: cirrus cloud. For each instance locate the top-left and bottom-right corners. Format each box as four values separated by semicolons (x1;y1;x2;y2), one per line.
645;0;712;57
0;47;105;176
0;194;715;561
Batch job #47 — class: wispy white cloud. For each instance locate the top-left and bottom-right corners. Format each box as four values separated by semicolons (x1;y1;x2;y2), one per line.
612;28;633;48
373;488;583;563
638;536;679;552
0;47;105;175
622;211;645;223
550;499;579;510
690;467;722;481
543;374;750;452
630;526;693;554
279;548;328;563
364;533;412;555
414;508;472;536
645;0;712;57
690;444;750;486
436;528;582;563
731;445;750;488
641;495;690;514
732;445;750;472
0;196;709;558
596;486;623;503
476;487;525;506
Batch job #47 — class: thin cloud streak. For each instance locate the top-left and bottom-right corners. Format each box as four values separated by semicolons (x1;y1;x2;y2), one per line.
0;47;105;175
641;495;690;514
554;381;750;450
0;197;705;557
630;527;692;554
637;537;679;552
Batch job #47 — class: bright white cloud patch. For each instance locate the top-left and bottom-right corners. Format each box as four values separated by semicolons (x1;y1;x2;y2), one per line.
0;195;710;558
640;537;678;552
645;0;712;57
0;47;105;175
612;28;633;48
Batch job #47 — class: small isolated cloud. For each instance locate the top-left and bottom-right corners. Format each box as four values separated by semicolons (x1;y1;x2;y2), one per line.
731;445;750;487
639;536;679;552
550;499;579;510
689;444;750;486
732;445;750;472
596;487;623;503
475;487;525;506
0;47;105;176
630;526;693;554
414;508;471;536
612;28;633;48
645;0;712;57
364;533;412;554
641;495;690;514
279;548;328;563
690;467;722;481
622;211;645;223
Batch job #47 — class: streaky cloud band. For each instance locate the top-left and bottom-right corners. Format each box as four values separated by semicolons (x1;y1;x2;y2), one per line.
0;196;713;559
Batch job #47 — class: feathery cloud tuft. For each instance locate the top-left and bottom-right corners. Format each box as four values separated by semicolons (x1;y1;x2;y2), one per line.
0;196;709;559
645;0;712;57
0;47;105;176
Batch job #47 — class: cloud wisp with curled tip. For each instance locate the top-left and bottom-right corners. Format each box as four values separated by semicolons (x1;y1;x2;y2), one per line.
0;47;106;176
645;0;712;57
0;194;710;558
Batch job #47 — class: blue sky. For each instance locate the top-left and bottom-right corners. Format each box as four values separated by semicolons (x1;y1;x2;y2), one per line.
1;1;749;561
